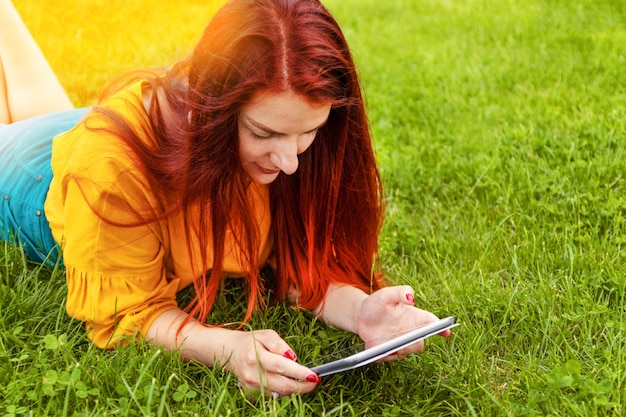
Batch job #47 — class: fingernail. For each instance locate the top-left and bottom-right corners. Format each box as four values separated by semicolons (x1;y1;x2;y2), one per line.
406;293;415;304
317;376;323;385
306;374;319;383
283;350;297;361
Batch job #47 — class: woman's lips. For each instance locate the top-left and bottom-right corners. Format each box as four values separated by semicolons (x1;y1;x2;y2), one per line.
256;164;280;174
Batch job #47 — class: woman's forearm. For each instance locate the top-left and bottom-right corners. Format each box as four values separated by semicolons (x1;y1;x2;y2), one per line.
145;308;322;394
145;308;236;367
313;283;368;334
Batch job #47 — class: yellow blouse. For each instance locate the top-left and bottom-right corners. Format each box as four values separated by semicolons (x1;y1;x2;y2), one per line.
44;83;272;348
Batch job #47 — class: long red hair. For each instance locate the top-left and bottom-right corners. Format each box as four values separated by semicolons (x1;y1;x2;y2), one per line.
92;0;385;326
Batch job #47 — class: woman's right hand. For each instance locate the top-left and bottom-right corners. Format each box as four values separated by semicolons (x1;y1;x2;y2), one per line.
222;329;321;397
146;309;320;397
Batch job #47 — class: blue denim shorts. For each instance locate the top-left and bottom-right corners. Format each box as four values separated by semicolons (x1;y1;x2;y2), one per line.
0;108;88;264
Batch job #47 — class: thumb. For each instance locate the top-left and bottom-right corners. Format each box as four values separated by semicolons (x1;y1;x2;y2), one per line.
403;286;416;305
376;285;415;306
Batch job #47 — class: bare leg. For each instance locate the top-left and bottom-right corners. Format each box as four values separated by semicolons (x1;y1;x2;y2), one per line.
0;55;9;123
0;0;73;124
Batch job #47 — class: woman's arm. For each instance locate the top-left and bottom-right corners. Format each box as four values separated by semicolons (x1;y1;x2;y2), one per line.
312;283;368;334
314;284;451;358
145;309;321;396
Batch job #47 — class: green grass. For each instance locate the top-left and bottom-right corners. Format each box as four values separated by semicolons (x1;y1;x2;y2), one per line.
2;0;625;415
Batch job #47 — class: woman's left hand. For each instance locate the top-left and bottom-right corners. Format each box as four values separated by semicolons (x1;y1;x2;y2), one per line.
356;285;451;362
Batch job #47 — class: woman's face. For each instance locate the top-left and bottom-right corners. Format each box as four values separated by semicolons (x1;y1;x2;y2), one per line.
237;89;331;185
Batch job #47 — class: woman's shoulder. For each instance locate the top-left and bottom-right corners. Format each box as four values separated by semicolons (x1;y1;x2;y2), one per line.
52;82;151;173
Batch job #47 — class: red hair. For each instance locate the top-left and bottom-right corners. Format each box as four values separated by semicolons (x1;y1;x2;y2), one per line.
92;0;385;326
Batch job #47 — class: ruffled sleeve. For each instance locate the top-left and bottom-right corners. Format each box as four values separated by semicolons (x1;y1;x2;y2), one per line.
60;153;179;347
46;97;180;348
65;266;179;348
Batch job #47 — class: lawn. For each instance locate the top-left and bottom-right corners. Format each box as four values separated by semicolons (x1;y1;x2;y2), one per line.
1;0;625;415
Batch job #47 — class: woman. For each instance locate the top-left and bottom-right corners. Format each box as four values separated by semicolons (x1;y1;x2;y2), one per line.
0;0;450;397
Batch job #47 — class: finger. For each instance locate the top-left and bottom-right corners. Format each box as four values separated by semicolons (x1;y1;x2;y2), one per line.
377;333;427;362
378;338;426;363
238;373;318;397
247;329;307;368
254;330;321;377
252;329;296;358
262;372;320;397
258;348;319;382
238;351;320;396
378;350;402;363
251;330;306;364
375;285;415;306
439;329;452;338
411;308;444;328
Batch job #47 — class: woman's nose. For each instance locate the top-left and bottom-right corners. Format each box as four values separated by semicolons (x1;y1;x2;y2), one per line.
269;140;299;175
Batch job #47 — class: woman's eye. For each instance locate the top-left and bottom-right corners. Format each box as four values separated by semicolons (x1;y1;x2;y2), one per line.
252;131;273;140
250;129;318;140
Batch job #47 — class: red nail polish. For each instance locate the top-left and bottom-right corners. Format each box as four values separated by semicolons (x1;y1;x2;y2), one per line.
305;374;319;383
283;350;297;361
406;293;415;304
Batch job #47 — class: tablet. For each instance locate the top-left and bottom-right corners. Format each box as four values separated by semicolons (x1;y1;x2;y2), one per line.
311;316;458;377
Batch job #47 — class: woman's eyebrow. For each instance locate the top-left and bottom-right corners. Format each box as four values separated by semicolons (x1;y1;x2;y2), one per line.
246;118;280;134
246;117;328;135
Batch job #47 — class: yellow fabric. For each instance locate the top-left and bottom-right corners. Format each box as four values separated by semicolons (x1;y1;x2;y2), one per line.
44;82;272;348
